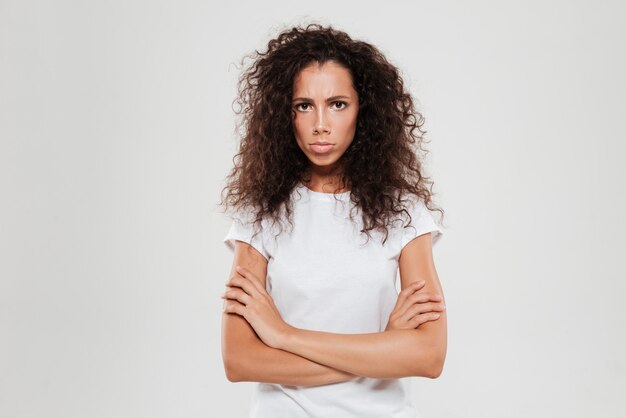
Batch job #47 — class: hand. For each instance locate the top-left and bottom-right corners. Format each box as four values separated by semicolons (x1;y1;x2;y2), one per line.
385;280;445;331
221;265;294;349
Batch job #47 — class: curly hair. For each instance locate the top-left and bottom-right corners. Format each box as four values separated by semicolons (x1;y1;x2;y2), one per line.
219;23;444;245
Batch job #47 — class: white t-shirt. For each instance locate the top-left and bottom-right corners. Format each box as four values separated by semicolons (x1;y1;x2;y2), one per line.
223;182;443;418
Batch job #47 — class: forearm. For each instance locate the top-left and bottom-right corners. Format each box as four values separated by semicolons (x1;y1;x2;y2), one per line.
227;334;358;386
279;328;440;379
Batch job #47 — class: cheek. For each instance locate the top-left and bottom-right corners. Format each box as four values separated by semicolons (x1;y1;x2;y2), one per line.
292;115;305;138
338;112;358;133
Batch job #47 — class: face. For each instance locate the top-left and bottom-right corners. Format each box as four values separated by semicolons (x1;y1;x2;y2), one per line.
291;60;359;176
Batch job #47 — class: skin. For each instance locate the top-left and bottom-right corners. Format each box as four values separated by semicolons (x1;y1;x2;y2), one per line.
222;243;360;385
221;60;447;382
291;60;358;193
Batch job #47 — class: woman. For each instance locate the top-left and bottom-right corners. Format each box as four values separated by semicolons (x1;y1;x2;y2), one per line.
219;23;447;418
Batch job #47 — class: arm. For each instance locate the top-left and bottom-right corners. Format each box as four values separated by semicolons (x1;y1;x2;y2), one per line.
277;232;447;379
221;240;358;385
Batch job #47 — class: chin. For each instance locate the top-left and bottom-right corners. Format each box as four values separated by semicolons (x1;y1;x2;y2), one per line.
308;152;337;162
308;156;343;170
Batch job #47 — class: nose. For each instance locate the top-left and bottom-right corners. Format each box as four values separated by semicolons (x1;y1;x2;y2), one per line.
312;108;330;135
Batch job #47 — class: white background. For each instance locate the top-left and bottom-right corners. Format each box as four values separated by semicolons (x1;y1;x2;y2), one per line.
1;1;625;417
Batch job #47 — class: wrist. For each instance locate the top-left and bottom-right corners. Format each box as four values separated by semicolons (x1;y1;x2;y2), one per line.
277;323;299;351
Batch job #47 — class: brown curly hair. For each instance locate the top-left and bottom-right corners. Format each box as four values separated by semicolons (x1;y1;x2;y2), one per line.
219;23;444;245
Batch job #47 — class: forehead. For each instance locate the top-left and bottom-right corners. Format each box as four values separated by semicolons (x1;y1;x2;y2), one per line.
292;61;355;92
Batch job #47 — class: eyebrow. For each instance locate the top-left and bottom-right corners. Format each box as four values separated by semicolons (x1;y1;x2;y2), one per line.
292;95;352;102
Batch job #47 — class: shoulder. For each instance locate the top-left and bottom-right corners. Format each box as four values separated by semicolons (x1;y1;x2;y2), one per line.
396;193;443;249
223;204;270;261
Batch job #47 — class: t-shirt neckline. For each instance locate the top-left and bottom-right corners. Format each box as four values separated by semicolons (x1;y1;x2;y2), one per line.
296;183;351;201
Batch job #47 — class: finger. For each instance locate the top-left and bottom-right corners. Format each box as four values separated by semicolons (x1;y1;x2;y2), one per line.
405;302;446;318
397;298;445;320
234;266;266;295
223;300;245;316
222;287;251;306
393;281;427;313
405;280;426;292
408;292;443;304
395;281;425;305
409;312;441;328
226;275;262;299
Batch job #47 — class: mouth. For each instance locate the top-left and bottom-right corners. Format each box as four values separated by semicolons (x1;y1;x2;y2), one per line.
310;142;334;154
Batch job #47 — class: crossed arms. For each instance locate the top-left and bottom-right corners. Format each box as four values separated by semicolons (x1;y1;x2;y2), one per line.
221;232;447;386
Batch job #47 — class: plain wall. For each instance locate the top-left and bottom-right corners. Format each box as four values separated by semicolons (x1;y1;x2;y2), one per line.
1;0;624;417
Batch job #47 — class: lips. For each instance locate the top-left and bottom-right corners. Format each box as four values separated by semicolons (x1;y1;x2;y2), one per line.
311;142;334;154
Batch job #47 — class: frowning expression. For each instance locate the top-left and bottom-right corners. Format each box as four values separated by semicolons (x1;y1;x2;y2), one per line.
291;60;359;172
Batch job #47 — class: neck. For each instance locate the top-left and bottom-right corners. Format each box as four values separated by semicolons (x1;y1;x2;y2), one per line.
302;167;349;193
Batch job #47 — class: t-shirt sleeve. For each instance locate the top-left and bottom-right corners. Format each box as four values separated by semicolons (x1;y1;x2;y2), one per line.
400;197;443;250
223;209;269;261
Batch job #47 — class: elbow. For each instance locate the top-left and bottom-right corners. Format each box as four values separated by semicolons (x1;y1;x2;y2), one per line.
426;361;444;379
223;353;245;382
425;348;446;379
410;336;446;379
224;363;240;382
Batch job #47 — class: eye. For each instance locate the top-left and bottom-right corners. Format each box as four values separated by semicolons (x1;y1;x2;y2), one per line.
332;101;347;110
294;103;311;111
